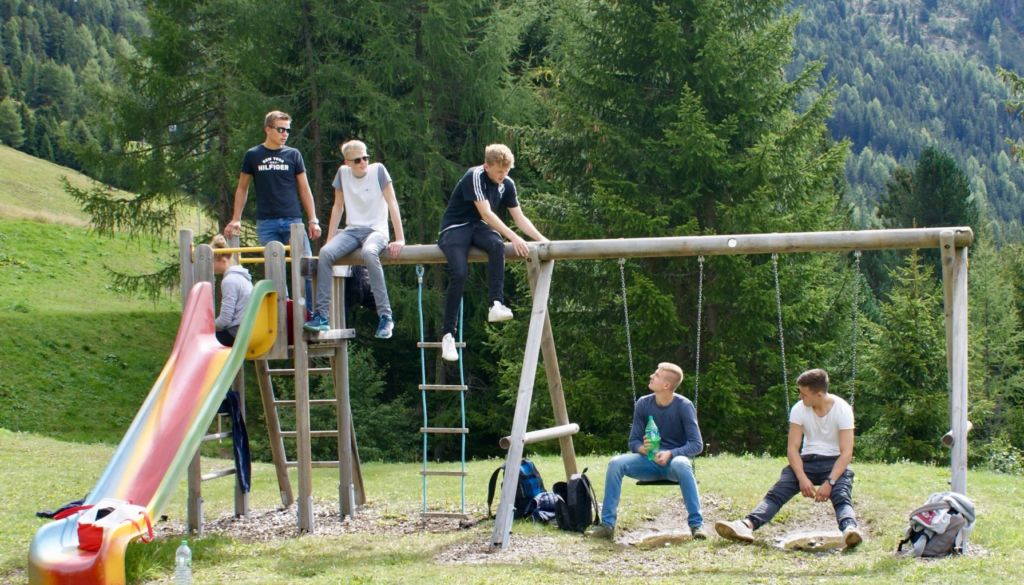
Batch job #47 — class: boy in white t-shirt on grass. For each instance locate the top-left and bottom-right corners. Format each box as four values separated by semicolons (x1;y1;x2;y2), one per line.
304;139;405;338
715;368;865;549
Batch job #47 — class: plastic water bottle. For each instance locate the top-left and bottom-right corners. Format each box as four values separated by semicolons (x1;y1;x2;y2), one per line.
174;539;192;585
645;415;660;461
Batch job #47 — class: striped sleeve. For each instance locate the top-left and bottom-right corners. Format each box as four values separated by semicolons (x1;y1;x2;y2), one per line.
471;167;486;201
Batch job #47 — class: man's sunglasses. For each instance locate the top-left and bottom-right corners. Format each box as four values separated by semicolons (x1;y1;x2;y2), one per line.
271;126;291;134
347;156;369;163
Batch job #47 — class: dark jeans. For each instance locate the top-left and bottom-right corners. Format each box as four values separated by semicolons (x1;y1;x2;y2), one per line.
438;222;505;335
747;454;856;531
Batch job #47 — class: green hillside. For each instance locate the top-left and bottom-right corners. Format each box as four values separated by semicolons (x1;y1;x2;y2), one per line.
0;144;185;443
0;143;100;224
0;218;181;442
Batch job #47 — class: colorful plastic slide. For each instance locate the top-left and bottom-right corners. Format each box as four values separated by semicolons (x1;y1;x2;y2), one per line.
28;280;278;585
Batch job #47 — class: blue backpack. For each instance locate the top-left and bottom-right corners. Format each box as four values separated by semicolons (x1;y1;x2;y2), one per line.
487;459;545;519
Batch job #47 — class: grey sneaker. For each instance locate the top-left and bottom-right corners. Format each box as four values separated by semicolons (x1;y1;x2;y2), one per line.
584;524;614;540
375;314;394;339
843;525;864;549
715;519;754;543
690;525;710;540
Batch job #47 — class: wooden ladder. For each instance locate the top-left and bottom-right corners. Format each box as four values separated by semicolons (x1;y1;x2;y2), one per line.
254;339;366;511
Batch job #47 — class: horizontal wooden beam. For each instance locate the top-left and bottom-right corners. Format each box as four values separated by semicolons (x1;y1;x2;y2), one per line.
499;423;580;450
327;227;974;266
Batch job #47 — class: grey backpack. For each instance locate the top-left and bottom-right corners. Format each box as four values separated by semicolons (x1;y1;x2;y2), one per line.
897;491;976;557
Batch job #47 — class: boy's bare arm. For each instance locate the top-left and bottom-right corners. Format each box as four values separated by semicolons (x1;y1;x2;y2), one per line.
509;206;549;242
225;173;252;236
382;183;405;258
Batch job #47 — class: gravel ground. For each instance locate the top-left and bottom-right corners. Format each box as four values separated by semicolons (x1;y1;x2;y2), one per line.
151;492;986;579
153;490;877;572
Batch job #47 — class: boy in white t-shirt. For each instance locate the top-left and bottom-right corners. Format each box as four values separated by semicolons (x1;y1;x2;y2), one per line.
715;368;865;548
304;140;405;338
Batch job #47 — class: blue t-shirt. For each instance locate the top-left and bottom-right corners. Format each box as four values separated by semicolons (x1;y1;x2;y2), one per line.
439;166;519;232
628;394;704;458
240;144;306;220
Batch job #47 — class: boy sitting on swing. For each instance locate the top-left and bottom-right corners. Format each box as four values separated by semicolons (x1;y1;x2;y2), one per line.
715;368;865;548
584;362;707;540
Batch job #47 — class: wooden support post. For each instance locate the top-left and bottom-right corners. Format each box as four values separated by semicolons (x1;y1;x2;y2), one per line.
331;265;357;517
231;348;250;516
187;242;215;534
950;245;970;494
940;231;970;494
940;232;955;423
178;231;203;534
526;257;578;479
290;224;314;532
264;241;290;360
179;230;195;296
490;252;555;550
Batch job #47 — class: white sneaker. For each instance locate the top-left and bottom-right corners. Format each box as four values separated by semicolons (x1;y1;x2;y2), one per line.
441;333;458;362
715;519;754;543
843;525;864;549
487;301;513;322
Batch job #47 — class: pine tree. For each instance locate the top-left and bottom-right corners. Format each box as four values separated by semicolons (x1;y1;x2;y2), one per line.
0;97;23;146
879;146;978;232
857;250;947;463
507;0;851;453
999;66;1024;164
967;236;1024;452
73;0;272;240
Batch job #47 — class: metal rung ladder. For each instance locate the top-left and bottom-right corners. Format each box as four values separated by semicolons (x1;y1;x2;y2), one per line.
416;265;469;520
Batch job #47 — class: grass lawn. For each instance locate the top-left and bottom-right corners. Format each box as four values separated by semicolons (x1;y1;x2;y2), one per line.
2;431;1020;584
0;218;183;442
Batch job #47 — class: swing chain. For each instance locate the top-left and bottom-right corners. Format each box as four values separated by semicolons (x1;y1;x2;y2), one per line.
772;253;790;415
694;256;704;411
619;258;637;405
850;251;861;407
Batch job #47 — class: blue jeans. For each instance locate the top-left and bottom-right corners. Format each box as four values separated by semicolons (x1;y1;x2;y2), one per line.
256;217;313;306
747;454;857;531
600;452;703;529
314;226;390;319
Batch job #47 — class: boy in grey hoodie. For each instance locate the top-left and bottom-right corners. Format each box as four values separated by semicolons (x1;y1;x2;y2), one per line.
212;234;253;347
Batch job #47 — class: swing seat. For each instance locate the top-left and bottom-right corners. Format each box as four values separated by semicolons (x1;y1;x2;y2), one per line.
636;479;679;486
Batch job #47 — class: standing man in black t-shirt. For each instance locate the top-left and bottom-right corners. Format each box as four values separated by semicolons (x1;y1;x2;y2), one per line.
437;144;548;361
225;111;320;305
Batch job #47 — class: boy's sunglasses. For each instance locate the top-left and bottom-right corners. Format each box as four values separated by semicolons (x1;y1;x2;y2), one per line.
271;126;291;134
347;156;369;163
